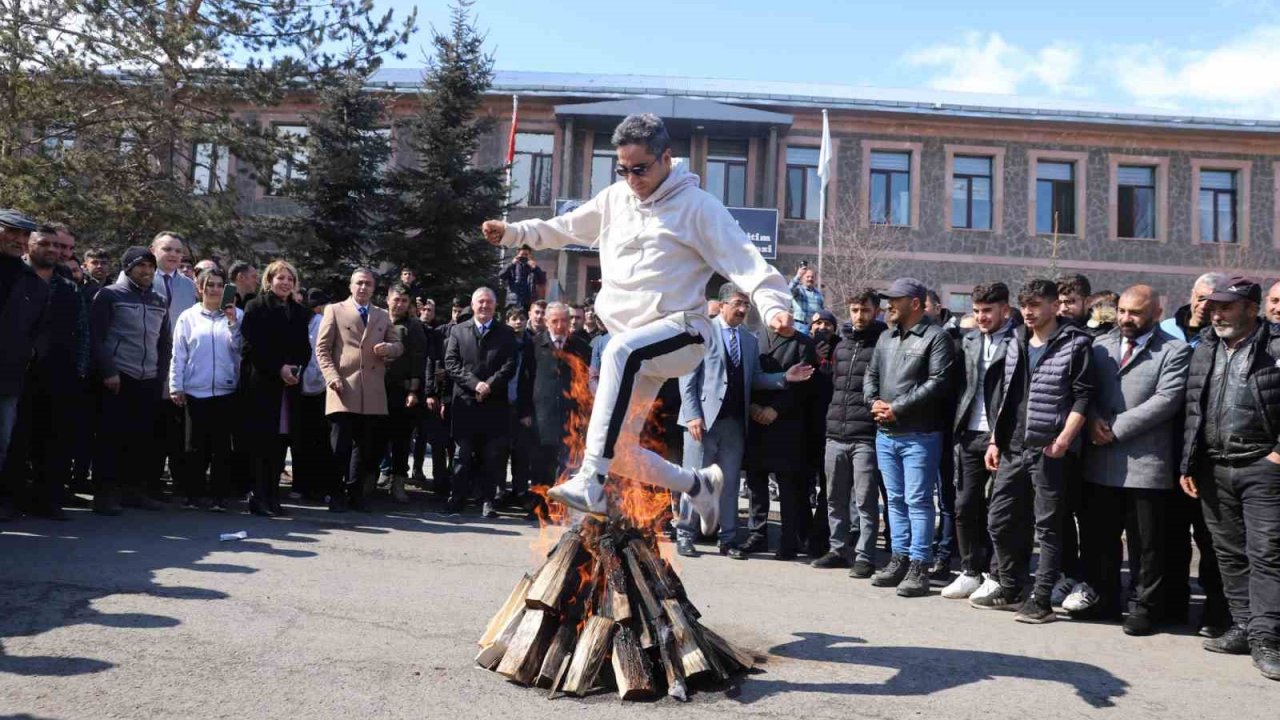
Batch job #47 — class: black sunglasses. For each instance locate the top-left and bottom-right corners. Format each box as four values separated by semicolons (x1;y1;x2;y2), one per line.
615;158;662;177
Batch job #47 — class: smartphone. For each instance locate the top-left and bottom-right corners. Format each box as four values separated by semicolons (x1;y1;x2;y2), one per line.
220;285;237;309
799;259;809;268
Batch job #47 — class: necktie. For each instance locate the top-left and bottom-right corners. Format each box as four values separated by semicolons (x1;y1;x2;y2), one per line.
1120;339;1135;368
477;322;487;338
555;338;563;351
162;273;172;310
358;305;368;326
728;327;741;365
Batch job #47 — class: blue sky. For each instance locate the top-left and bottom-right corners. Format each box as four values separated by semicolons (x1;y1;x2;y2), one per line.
384;0;1280;118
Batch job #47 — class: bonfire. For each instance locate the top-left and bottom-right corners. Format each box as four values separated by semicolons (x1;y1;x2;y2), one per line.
475;355;755;701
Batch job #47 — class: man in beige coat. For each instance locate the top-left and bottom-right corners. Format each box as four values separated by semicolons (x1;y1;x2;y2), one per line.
316;268;403;512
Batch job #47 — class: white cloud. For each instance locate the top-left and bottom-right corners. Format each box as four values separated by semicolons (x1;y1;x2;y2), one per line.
905;32;1084;96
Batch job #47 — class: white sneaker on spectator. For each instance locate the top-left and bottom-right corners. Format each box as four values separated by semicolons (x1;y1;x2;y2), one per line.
969;573;1001;602
1063;581;1100;613
1051;576;1079;607
942;572;984;599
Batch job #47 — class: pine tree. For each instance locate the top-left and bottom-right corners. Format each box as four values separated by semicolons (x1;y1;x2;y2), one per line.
384;0;506;301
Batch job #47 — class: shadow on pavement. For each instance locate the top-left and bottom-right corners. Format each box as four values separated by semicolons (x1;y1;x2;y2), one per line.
731;631;1129;709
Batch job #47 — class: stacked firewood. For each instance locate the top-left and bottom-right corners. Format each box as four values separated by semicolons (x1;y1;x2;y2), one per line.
477;516;755;701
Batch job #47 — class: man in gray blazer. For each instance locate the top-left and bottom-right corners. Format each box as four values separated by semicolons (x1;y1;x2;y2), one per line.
676;283;811;558
1070;285;1191;636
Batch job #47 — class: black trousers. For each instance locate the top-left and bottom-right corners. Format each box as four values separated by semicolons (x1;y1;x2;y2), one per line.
505;408;537;497
1079;483;1168;617
412;404;452;490
450;429;507;508
95;375;160;501
933;428;957;563
183;394;235;501
955;430;996;576
293;393;336;499
151;399;188;498
69;377;94;490
1165;486;1227;625
989;448;1067;599
1199;456;1280;642
746;467;811;553
330;412;383;501
0;379;72;512
1060;450;1084;580
385;402;420;477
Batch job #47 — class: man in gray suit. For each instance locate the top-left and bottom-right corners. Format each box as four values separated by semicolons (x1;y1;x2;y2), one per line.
676;283;812;559
118;231;199;501
1070;285;1190;636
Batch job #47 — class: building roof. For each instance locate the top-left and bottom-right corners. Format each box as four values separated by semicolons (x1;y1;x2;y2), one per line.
552;97;792;135
369;68;1280;135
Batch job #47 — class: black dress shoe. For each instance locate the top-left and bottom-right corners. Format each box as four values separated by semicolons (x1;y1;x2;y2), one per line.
1204;624;1251;655
248;498;273;517
719;543;747;560
1253;641;1280;681
1123;612;1154;636
676;538;698;558
775;549;798;561
269;503;290;517
810;552;850;569
739;536;768;554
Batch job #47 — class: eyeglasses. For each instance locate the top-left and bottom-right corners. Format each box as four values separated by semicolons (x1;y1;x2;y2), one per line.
615;159;661;177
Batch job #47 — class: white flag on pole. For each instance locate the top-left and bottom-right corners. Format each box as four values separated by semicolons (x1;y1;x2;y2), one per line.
817;109;832;190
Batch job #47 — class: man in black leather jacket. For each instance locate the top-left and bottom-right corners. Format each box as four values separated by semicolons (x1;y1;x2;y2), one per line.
1179;277;1280;680
863;278;956;598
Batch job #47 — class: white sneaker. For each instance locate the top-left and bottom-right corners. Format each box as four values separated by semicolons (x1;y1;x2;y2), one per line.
687;465;724;537
942;572;984;599
1062;581;1099;613
1051;576;1078;607
969;573;1001;602
546;471;607;515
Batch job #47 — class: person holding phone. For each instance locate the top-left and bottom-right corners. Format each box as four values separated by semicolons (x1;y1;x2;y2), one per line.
240;260;311;516
169;268;242;510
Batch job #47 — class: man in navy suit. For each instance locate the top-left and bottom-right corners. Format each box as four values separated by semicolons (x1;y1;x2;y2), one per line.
676;284;813;558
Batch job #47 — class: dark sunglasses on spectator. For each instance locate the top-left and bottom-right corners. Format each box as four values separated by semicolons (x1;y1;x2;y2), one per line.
615;159;661;177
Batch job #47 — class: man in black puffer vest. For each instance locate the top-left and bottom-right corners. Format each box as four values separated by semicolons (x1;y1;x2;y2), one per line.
812;289;886;578
1178;277;1280;681
975;279;1093;624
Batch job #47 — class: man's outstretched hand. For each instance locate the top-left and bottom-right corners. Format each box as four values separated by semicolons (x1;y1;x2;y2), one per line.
769;310;796;338
481;220;506;246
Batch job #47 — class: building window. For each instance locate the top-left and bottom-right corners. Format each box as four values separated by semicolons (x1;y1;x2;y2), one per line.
705;139;747;207
191;141;230;195
869;151;911;226
590;133;616;198
951;156;992;230
270;124;308;196
1035;161;1076;235
947;292;972;314
785;147;821;220
1117;165;1156;239
41;129;75;159
1199;170;1238;244
512;132;553;206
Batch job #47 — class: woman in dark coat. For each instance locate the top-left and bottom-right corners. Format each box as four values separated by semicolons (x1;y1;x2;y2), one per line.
240;260;311;516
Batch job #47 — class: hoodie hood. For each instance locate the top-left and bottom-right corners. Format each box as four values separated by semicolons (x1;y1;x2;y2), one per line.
636;162;701;207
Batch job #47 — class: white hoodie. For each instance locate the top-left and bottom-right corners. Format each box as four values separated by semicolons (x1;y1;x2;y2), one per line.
501;163;791;335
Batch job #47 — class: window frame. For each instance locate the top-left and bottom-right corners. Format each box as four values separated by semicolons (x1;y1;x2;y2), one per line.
944;146;1005;233
705;139;749;208
1191;159;1251;246
784;147;822;221
860;140;921;229
268;123;309;197
1026;150;1088;238
512;131;555;207
190;139;230;196
1108;156;1168;242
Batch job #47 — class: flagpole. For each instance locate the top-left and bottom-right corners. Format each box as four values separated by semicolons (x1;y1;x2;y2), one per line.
501;95;518;266
817;109;830;281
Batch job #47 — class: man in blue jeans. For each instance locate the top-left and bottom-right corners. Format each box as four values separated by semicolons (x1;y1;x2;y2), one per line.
864;278;956;597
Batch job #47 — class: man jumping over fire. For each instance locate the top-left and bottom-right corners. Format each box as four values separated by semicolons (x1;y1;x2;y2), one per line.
482;113;811;535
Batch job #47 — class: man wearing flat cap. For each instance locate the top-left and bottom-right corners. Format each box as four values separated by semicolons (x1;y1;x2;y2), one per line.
0;210;48;495
88;246;172;514
1179;276;1280;680
863;277;957;597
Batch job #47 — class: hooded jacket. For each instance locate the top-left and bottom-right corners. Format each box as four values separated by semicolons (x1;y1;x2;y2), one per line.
500;163;791;333
825;320;887;443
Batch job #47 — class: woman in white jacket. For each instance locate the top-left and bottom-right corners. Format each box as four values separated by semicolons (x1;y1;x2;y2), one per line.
482;113;808;530
169;268;243;510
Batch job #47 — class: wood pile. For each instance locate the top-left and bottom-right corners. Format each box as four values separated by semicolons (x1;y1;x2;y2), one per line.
476;516;755;701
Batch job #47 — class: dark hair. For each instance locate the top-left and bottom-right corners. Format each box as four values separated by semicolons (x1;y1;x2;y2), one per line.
971;282;1010;305
611;113;671;157
400;266;415;274
505;308;527;322
85;247;111;261
1018;279;1059;306
228;261;254;282
926;289;942;306
44;221;74;239
518;244;533;253
1056;273;1092;298
387;283;410;297
845;289;881;307
531;299;547;310
196;267;227;292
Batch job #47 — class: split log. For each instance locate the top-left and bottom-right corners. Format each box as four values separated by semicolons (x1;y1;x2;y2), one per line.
662;599;710;678
497;608;556;684
475;606;525;670
563;616;616;697
700;626;756;670
692;621;729;682
536;624;577;688
610;625;653;700
654;617;688;701
526;530;584;611
628;537;676;599
597;537;632;623
480;574;532;648
622;547;662;618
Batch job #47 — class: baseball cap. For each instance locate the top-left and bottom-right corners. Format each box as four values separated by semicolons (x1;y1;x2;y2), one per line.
882;277;928;301
0;209;38;232
1206;276;1262;304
